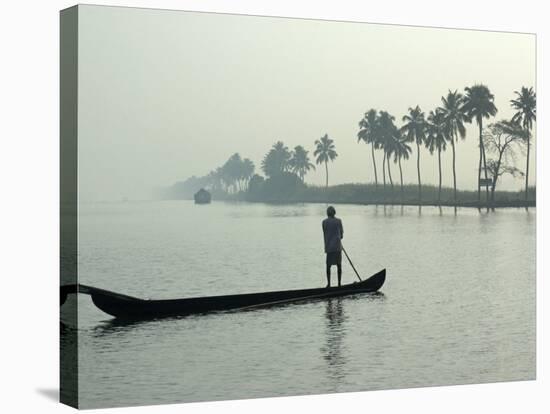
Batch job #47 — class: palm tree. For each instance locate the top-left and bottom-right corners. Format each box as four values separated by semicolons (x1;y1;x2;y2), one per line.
391;133;412;201
462;84;498;205
380;114;400;192
222;153;243;192
241;158;255;190
289;145;315;182
384;136;395;191
377;111;397;191
261;141;291;177
401;106;426;201
510;86;536;202
358;109;379;187
425;109;447;204
314;134;338;189
439;90;467;204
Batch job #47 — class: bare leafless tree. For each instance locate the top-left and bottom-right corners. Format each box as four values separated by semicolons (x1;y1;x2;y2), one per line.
483;120;527;206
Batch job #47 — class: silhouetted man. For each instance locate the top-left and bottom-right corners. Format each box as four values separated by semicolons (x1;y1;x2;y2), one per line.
322;206;344;287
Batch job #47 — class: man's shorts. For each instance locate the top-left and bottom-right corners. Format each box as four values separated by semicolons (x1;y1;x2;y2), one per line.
326;251;342;266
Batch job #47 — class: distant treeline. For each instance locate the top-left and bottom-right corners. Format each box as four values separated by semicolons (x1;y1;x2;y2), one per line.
159;178;535;208
244;183;536;207
158;83;536;208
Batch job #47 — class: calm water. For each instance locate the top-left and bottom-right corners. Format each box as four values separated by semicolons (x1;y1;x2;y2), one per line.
62;201;536;408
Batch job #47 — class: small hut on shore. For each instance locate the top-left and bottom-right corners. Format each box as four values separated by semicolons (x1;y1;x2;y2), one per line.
194;188;211;204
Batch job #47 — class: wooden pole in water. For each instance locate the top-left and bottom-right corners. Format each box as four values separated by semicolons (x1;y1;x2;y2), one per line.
341;245;362;282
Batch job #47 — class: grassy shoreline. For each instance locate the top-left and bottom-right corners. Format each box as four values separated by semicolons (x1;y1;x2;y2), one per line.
168;183;536;209
246;183;536;208
238;197;536;209
244;199;537;209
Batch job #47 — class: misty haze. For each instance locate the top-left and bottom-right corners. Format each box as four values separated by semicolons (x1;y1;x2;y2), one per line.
77;6;535;203
61;5;536;409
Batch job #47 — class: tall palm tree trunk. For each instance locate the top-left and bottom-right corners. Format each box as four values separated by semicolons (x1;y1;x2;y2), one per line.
399;157;404;203
482;145;489;205
387;155;394;190
438;148;442;204
451;136;457;204
325;161;328;190
477;133;482;204
371;144;378;188
525;133;530;203
382;152;387;189
416;141;421;202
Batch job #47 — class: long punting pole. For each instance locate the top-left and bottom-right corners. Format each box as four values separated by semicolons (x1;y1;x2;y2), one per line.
341;245;362;282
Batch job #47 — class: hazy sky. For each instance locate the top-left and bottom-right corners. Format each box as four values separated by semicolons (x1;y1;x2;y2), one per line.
78;5;536;201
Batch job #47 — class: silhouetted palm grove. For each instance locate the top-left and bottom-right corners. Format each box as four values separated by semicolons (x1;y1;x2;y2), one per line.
170;84;535;207
175;153;256;196
356;83;536;207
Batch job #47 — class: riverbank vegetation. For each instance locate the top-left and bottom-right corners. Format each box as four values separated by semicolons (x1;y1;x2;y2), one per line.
160;84;536;208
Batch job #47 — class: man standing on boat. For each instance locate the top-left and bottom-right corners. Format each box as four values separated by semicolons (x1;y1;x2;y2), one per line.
322;206;344;288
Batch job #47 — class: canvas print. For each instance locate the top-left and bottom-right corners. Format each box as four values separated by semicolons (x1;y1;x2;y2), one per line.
60;5;536;409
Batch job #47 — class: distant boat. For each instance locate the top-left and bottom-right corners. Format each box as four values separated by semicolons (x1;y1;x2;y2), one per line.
194;188;211;204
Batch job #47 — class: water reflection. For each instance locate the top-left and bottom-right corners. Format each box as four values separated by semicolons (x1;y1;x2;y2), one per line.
320;293;385;385
92;317;153;337
321;298;347;382
264;204;310;218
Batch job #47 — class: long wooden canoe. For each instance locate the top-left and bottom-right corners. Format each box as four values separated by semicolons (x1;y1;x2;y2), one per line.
61;269;385;319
